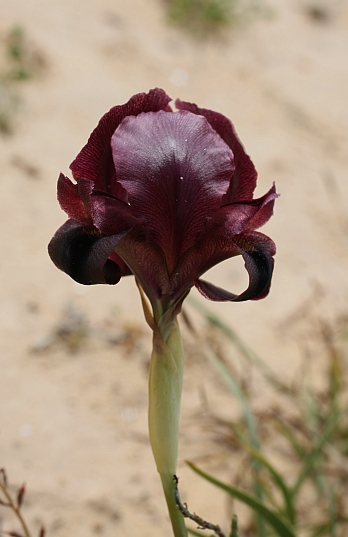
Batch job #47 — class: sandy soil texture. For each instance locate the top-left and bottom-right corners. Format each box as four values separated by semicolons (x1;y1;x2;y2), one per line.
0;0;348;535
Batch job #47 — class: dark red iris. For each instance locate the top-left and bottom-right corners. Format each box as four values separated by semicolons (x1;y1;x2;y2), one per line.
48;88;277;315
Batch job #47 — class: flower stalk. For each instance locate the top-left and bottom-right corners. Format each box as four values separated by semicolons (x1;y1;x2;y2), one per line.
148;314;187;537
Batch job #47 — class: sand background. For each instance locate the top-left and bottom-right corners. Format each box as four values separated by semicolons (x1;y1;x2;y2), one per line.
0;0;348;535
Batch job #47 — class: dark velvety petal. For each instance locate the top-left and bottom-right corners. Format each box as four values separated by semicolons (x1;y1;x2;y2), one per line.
109;251;133;276
176;99;257;203
194;231;275;301
112;110;234;273
57;173;93;227
48;219;128;285
70;89;172;193
212;184;278;237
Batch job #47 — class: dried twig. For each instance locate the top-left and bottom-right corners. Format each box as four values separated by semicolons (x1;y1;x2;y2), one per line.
0;469;44;537
173;475;227;537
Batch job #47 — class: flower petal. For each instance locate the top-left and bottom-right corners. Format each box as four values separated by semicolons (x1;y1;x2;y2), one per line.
89;190;140;235
70;88;172;193
57;174;139;236
169;235;239;299
57;173;93;226
111;109;234;273
175;99;257;203
213;184;278;237
194;231;275;301
48;219;128;285
115;228;171;302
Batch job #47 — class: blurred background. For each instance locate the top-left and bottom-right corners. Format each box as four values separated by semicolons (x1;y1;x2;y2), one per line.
0;0;347;535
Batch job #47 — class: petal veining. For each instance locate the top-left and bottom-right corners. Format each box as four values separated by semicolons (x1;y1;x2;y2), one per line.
176;99;257;203
212;184;278;237
57;173;93;226
111;109;234;273
70;89;172;193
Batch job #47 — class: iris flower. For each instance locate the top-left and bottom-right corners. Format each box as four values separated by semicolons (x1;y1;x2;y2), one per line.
48;88;277;537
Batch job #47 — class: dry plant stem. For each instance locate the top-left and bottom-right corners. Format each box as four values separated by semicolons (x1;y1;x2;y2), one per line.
0;474;32;537
173;476;227;537
148;316;187;537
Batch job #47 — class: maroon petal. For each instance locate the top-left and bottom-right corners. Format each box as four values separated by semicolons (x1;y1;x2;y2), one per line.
109;251;133;276
176;99;257;203
57;173;93;227
70;88;172;192
48;219;129;285
169;235;240;299
57;174;139;235
115;228;171;302
111;109;234;273
194;231;276;301
89;190;140;235
214;184;278;237
242;184;278;231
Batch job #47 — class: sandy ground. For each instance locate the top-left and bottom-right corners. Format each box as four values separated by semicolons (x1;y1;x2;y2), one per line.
0;0;348;535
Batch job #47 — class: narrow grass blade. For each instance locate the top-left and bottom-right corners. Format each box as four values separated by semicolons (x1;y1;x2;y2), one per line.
290;409;343;500
206;349;259;449
309;516;348;537
205;349;266;536
242;444;295;525
273;418;305;459
187;529;205;537
188;297;289;395
187;462;297;537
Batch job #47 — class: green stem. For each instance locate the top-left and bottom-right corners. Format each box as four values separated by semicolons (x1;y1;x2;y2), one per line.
148;316;187;537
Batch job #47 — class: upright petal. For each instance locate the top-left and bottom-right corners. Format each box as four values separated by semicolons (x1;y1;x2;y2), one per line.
212;184;278;237
70;89;172;193
57;173;93;227
176;99;257;203
57;173;139;236
111;110;234;273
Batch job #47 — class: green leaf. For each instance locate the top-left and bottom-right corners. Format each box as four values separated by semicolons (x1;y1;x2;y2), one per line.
187;529;207;537
242;444;295;525
309;515;348;537
273;418;305;459
187;462;297;537
205;349;266;536
290;409;343;500
205;349;259;449
188;297;290;395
